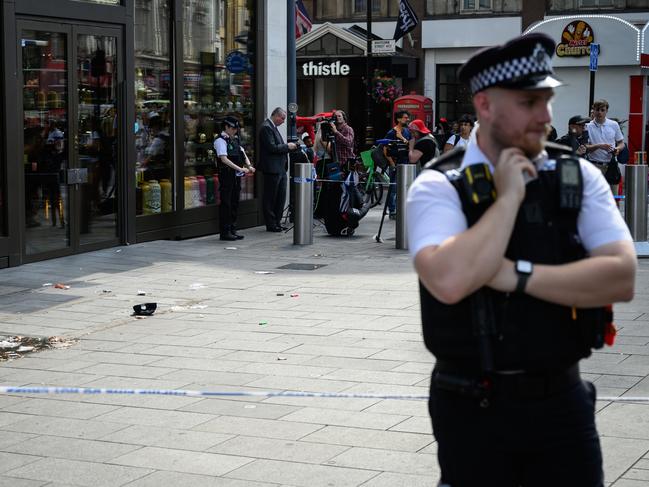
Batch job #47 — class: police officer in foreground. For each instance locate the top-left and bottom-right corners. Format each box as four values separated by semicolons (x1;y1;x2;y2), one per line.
215;116;254;241
407;34;636;486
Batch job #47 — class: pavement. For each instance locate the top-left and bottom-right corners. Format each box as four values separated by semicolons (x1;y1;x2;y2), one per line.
0;207;648;487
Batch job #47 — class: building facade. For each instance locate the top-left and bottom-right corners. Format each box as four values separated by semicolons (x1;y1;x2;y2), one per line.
0;0;283;268
306;0;649;156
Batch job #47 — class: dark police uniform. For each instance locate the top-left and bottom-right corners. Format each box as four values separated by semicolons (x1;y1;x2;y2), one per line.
214;117;247;240
406;34;633;487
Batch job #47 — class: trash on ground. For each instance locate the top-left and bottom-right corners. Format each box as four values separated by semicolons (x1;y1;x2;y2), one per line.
137;290;146;296
42;283;53;287
53;283;70;290
0;335;76;361
290;293;299;298
276;293;284;296
189;283;206;290
132;302;157;316
258;321;268;326
116;249;122;253
170;305;185;312
255;271;274;275
225;247;238;250
277;356;287;361
189;304;208;309
100;289;112;294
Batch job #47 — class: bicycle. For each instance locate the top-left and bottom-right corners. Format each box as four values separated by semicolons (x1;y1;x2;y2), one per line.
356;147;390;209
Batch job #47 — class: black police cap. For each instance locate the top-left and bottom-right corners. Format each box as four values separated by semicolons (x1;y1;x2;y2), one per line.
568;115;590;125
223;116;240;129
458;33;562;95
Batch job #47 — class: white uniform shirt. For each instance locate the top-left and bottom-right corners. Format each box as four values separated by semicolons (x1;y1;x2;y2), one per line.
406;140;632;259
585;118;623;163
446;134;470;149
214;132;246;159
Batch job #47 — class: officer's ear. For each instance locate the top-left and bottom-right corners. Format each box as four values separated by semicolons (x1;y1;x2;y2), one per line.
473;91;493;123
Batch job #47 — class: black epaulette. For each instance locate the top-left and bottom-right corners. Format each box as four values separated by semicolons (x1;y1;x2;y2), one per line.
424;146;466;173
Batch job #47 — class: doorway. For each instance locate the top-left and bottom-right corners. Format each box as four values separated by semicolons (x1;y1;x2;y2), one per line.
19;20;123;260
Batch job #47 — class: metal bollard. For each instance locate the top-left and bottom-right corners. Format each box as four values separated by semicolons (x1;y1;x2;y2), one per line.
396;163;417;250
293;162;313;245
624;163;648;242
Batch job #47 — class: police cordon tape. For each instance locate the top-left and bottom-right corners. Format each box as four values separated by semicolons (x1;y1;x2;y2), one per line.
0;386;647;402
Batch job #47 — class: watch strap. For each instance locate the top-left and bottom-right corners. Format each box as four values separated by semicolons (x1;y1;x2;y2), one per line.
515;272;530;294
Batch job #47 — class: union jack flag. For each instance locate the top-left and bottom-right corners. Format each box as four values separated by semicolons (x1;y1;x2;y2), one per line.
296;0;312;39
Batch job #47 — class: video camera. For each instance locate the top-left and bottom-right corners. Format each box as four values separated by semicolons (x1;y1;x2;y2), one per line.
384;139;409;164
318;116;337;141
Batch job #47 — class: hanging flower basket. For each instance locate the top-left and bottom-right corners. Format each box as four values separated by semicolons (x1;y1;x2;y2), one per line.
371;69;402;105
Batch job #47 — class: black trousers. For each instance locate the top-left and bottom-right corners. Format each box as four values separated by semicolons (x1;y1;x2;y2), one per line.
262;171;287;229
429;372;603;487
219;167;240;233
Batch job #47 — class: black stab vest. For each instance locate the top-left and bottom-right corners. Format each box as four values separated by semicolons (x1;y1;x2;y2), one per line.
420;153;607;372
219;135;241;167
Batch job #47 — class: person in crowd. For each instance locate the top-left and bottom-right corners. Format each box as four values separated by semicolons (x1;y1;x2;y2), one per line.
214;116;254;241
300;132;315;164
434;117;450;151
407;119;439;168
329;110;355;169
557;115;590;156
407;33;636;486
258;107;297;232
443;114;473;153
586;99;625;194
384;111;412;219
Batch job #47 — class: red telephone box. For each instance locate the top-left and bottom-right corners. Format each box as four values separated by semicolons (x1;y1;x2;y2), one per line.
393;94;434;131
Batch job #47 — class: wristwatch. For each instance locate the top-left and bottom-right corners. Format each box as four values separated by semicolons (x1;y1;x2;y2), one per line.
515;260;533;294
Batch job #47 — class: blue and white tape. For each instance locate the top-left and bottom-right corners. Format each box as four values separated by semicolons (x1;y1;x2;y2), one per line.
0;386;646;402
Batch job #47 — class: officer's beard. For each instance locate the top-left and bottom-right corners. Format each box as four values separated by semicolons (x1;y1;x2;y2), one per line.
490;117;547;159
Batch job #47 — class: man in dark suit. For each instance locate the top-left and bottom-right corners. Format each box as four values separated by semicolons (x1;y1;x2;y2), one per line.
258;107;297;232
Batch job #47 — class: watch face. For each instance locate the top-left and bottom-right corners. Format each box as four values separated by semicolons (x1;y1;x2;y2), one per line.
517;260;533;274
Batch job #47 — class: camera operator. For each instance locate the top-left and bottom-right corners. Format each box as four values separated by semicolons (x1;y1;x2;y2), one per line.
557;115;590;157
407;119;439;168
328;110;356;168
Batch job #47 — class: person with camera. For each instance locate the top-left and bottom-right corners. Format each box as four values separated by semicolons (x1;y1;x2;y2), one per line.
383;111;412;219
327;110;356;169
215;116;254;241
258;107;297;232
407;119;439;168
407;33;636;486
557;115;590;156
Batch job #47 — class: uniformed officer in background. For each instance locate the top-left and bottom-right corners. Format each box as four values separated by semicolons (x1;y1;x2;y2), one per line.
407;33;637;486
215;116;254;241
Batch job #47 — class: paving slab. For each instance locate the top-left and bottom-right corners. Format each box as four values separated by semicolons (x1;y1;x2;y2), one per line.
0;214;648;486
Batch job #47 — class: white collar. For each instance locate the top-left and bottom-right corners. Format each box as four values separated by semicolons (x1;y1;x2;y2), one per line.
461;134;549;171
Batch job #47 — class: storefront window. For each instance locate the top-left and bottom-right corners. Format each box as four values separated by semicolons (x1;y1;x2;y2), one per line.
134;0;172;216
182;0;255;209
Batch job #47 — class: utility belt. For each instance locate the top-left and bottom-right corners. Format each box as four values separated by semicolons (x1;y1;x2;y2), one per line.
432;361;581;401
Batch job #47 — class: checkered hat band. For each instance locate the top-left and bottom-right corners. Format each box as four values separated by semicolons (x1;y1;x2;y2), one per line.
469;44;552;93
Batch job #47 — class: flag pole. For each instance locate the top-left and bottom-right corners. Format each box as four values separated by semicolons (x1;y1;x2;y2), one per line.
365;0;374;148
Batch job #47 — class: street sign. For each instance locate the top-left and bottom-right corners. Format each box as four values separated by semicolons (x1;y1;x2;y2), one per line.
589;43;600;72
371;39;396;55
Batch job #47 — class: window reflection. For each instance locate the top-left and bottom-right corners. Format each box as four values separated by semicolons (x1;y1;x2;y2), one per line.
134;0;172;215
182;0;255;209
